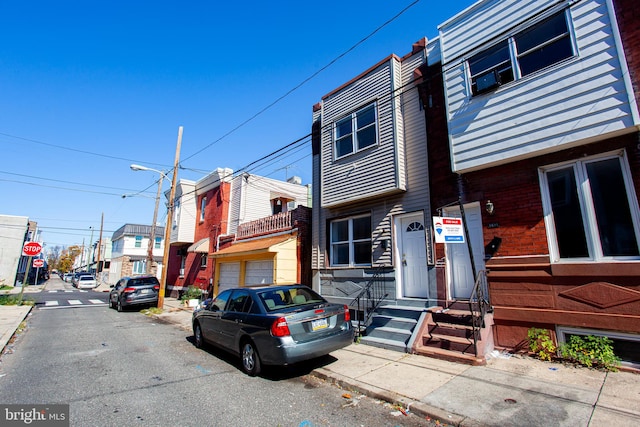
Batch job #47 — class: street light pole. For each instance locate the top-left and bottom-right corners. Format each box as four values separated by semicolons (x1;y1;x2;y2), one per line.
129;164;168;276
128;126;182;309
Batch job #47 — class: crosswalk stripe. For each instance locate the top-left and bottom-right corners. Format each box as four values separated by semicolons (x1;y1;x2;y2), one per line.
45;301;59;306
68;300;82;305
88;299;103;304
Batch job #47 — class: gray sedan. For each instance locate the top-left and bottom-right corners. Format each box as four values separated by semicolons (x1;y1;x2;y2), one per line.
192;285;353;376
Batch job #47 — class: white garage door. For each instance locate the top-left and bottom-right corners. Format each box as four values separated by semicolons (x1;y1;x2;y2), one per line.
245;260;274;286
218;262;240;295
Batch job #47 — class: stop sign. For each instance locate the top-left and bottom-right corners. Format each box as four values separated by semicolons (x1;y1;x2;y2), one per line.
33;259;45;268
22;241;42;256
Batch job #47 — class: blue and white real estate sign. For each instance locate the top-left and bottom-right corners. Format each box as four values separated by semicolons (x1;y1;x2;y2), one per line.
432;217;465;243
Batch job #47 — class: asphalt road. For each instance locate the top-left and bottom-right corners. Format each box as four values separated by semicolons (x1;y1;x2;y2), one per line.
0;282;435;427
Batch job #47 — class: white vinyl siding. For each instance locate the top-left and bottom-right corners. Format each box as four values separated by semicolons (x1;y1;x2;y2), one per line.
228;174;309;235
441;0;639;172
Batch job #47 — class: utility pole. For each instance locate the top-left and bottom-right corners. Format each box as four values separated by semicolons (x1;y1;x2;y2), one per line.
158;126;183;309
96;213;104;280
147;175;163;275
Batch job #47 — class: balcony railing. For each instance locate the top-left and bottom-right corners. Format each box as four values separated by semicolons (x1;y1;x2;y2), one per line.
237;211;293;239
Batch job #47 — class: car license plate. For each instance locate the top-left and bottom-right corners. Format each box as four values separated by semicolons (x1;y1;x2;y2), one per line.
140;289;150;294
311;318;328;331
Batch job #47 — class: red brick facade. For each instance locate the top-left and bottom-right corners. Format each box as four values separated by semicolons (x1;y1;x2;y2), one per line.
421;0;640;353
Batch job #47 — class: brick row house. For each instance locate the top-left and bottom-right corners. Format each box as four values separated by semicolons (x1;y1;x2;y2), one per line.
164;168;311;299
311;0;640;367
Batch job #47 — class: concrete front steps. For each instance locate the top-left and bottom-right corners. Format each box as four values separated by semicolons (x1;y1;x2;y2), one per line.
358;305;426;352
411;302;494;366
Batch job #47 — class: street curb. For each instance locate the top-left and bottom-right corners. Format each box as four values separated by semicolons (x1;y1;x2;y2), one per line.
0;305;33;355
310;367;475;427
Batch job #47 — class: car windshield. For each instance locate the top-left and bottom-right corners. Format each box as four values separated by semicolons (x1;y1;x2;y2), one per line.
258;287;325;312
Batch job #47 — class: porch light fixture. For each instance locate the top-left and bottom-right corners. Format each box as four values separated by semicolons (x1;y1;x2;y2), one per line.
485;200;495;215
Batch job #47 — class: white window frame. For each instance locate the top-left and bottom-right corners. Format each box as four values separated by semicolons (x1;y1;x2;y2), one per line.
557;326;640;370
333;102;378;160
134;235;142;248
467;8;576;96
329;214;372;267
200;253;207;269
132;260;146;275
200;196;206;222
539;150;640;263
154;237;161;249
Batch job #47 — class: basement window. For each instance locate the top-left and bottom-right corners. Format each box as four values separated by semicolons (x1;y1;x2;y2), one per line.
557;327;640;370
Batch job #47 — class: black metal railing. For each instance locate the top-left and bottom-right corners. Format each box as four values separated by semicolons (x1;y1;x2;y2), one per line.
468;269;491;356
350;266;389;337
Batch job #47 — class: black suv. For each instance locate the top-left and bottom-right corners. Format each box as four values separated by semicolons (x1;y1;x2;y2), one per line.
109;275;160;312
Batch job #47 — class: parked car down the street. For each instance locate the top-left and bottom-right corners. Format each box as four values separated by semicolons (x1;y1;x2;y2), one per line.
71;271;92;286
76;275;98;289
192;284;354;376
109;275;160;312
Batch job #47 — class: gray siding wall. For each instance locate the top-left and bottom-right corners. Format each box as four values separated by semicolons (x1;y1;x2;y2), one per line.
441;0;639;172
320;57;404;207
312;49;432;299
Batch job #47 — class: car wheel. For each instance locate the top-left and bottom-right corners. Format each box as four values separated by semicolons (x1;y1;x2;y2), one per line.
241;340;261;376
117;298;123;312
194;323;204;349
110;298;115;309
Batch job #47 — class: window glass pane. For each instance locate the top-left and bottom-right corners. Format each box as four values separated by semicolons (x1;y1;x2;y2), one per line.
336;117;352;138
519;36;572;76
469;41;513;95
547;168;589;258
332;243;349;265
586;159;639;256
353;241;371;264
357;106;375;128
331;220;349;242
516;12;572;76
516;13;568;53
336;135;353;158
469;41;511;76
352;216;371;240
357;125;376;150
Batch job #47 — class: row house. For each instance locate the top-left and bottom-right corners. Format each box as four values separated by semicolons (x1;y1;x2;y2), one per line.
109;224;165;283
0;214;30;286
424;0;640;367
165;168;311;298
311;0;640;368
311;39;435;351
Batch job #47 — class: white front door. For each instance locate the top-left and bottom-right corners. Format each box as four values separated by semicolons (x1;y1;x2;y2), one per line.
397;213;429;298
444;203;485;299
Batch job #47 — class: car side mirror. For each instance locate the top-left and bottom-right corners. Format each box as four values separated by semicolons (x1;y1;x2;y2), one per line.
109;285;114;288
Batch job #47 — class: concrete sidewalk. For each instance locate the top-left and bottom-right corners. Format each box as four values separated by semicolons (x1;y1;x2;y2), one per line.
154;297;640;427
1;290;638;426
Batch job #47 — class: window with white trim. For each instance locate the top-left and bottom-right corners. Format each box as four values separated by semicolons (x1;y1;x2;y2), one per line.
132;260;146;274
154;237;161;249
469;10;574;96
134;235;142;248
334;103;377;159
200;196;207;222
540;152;640;261
200;253;207;268
330;215;372;266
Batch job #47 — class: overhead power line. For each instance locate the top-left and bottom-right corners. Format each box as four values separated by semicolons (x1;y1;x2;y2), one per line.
180;0;421;163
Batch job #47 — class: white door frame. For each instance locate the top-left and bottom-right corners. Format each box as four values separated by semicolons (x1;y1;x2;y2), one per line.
443;202;485;300
394;211;429;299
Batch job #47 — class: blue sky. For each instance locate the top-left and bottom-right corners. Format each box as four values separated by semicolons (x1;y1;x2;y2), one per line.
0;0;476;250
